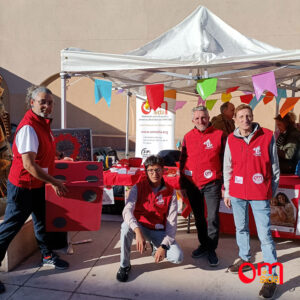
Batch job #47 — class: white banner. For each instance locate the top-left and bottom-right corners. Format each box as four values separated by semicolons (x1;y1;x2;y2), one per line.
135;95;175;159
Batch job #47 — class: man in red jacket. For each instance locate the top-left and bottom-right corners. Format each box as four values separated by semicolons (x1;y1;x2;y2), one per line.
116;155;183;282
223;104;280;299
180;105;226;266
0;86;69;294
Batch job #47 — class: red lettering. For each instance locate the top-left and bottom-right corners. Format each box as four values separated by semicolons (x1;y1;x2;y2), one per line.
257;262;283;285
238;262;256;284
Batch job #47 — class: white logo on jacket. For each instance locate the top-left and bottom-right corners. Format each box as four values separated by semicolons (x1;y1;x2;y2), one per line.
156;194;164;205
204;170;213;179
235;176;243;184
252;173;264;184
253;146;261;156
204;139;213;149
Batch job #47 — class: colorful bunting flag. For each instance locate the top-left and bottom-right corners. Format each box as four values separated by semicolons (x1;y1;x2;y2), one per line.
276;89;287;104
280;97;300;118
197;96;205;106
164;89;176;99
144;99;150;110
263;92;274;105
205;99;217;110
145;84;164;111
252;71;277;101
196;78;218;100
94;79;112;107
174;101;187;111
226;86;239;94
249;95;263;110
221;92;232;102
240;94;253;104
116;89;124;94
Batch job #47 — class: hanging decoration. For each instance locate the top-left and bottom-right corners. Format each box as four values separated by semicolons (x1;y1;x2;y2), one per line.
174;101;187;111
249;95;263;110
252;71;277;101
205;99;217;110
94;79;112;107
280;97;300;118
145;84;164;110
221;92;232;102
276;89;287;104
263;91;274;105
164;89;176;99
240;94;253;104
226;86;239;94
197;96;205;106
144;99;150;110
116;88;124;94
196;78;218;100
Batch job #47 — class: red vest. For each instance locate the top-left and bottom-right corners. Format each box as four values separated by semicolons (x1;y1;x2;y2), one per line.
228;128;273;200
9;110;55;188
182;126;224;187
134;179;174;230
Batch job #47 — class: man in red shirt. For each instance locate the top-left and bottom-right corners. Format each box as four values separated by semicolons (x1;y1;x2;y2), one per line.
223;104;280;299
117;155;183;282
0;86;69;294
180;105;226;266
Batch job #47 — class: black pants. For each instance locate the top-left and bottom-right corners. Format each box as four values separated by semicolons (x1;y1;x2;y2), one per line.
0;181;52;263
181;177;222;251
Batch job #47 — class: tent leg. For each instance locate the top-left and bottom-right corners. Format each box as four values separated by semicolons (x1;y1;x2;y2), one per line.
125;91;131;158
60;72;67;129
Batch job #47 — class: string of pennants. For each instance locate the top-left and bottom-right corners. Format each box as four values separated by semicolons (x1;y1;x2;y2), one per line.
94;71;300;118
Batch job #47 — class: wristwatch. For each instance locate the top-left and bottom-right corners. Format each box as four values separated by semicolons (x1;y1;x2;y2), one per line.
160;244;168;250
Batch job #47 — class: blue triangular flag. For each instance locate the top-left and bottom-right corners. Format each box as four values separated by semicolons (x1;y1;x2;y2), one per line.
94;79;112;107
275;89;287;105
249;95;263;110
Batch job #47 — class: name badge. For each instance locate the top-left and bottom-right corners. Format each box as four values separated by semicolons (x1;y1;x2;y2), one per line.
184;170;193;176
235;176;243;184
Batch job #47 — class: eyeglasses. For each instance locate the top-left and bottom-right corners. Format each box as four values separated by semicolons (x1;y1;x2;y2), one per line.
35;99;53;106
147;168;163;175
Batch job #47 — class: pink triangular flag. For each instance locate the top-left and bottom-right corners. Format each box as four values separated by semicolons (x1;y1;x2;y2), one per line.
252;71;277;101
174;101;187;111
197;96;205;106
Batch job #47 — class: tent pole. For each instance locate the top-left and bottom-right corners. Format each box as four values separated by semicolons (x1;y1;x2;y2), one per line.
125;91;131;158
60;72;67;129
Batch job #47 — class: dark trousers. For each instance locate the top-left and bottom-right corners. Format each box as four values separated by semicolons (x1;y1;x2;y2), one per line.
0;181;52;263
182;177;222;251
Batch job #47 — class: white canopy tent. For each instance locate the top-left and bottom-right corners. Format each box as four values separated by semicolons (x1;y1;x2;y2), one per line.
60;6;300;156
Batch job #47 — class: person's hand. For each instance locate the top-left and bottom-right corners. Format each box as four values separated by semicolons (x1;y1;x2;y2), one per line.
63;157;74;161
51;179;68;197
134;228;146;254
154;246;166;263
224;197;231;208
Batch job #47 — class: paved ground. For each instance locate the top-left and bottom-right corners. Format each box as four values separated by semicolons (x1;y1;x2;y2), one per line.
0;215;299;300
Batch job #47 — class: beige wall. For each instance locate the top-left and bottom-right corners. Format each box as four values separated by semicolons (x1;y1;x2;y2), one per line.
1;0;300;149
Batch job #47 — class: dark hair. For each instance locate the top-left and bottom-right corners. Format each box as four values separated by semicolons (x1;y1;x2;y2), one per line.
274;113;296;129
276;192;289;204
220;102;232;114
144;155;164;170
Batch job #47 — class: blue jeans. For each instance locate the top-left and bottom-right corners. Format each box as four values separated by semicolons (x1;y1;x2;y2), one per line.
230;197;277;275
0;181;52;264
120;222;183;268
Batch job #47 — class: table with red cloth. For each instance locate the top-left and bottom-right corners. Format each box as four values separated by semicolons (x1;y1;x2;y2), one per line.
103;168;300;239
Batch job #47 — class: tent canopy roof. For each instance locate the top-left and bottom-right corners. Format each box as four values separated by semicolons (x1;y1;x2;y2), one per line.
61;6;300;95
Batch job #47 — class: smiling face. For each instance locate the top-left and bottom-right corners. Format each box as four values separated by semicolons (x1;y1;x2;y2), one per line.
192;110;210;131
235;108;253;136
30;92;54;118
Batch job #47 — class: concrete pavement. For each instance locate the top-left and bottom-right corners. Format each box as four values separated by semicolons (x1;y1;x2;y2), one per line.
0;215;299;300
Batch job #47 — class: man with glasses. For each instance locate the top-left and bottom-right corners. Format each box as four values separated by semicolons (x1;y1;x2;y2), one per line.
0;86;69;294
116;155;183;282
180;105;226;266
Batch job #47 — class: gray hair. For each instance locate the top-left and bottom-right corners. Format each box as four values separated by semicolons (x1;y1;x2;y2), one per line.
25;85;53;109
192;105;208;119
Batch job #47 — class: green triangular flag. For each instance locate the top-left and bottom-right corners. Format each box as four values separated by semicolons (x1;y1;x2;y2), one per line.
205;99;217;110
196;78;218;100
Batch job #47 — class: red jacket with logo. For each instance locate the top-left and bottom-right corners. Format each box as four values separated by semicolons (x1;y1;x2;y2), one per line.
9;109;55;189
180;126;225;187
228;127;273;200
134;179;174;230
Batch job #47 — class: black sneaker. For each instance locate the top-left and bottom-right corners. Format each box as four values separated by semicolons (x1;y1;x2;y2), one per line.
0;280;5;294
116;265;131;282
192;245;208;258
228;258;251;273
259;281;277;299
42;254;69;270
208;250;219;267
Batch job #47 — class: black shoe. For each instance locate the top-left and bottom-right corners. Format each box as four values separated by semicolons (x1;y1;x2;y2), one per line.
228;258;251;273
0;280;5;294
192;245;208;258
259;281;277;298
42;253;69;270
208;250;219;267
116;265;131;282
